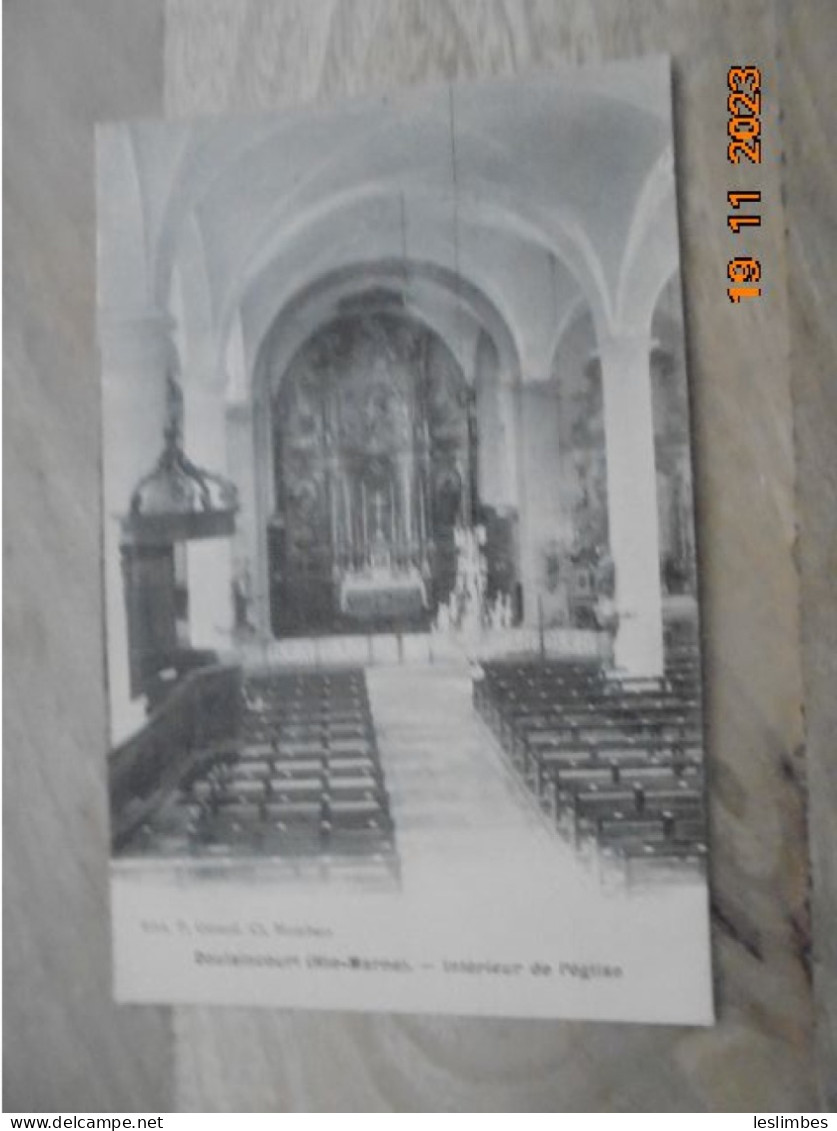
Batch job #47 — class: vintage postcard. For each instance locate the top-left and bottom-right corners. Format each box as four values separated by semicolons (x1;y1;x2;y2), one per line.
99;56;713;1023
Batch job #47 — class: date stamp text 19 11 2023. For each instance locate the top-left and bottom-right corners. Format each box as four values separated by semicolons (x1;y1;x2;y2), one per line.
727;65;762;304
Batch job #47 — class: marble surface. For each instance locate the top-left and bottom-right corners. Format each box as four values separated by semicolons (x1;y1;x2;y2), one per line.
4;0;835;1112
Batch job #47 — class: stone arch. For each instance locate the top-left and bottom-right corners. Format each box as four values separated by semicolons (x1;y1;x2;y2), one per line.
97;124;153;313
150;104;618;339
237;260;526;636
216;179;608;361
613;145;679;336
251;258;523;401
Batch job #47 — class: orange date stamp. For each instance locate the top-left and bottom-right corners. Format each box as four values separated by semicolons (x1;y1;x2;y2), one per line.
727;65;762;303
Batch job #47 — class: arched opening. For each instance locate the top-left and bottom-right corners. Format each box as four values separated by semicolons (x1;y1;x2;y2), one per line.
261;305;521;638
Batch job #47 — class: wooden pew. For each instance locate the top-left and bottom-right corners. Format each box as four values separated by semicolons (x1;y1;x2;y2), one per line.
472;655;707;870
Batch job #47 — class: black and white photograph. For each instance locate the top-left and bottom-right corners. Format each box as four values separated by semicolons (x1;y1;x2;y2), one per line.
99;57;713;1023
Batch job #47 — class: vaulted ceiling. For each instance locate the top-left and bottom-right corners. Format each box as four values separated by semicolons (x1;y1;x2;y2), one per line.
98;59;679;387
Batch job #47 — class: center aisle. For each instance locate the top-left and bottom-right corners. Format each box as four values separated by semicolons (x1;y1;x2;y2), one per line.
365;660;593;896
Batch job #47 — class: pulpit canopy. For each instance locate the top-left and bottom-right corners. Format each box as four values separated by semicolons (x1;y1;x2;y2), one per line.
121;420;238;545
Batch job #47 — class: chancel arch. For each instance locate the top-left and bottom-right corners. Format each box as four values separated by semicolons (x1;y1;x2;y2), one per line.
248;259;524;400
213;179;608;366
242;269;526;640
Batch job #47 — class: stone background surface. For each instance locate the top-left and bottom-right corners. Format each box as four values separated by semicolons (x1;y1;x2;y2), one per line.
4;0;835;1112
5;0;172;1113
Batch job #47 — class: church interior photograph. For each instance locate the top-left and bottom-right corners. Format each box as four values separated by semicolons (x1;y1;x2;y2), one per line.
100;63;705;893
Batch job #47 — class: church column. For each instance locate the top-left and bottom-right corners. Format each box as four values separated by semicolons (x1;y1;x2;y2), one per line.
398;452;413;561
226;401;259;627
100;310;175;743
252;382;275;637
598;332;664;676
495;382;519;508
514;381;536;626
326;453;340;563
417;415;431;568
183;369;234;654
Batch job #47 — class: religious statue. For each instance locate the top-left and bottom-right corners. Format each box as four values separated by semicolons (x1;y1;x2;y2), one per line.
593;553;618;634
441;521;489;635
231;558;255;634
434;600;451;634
369;488;392;575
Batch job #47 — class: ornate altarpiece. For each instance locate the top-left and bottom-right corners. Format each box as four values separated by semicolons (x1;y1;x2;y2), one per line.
269;313;484;635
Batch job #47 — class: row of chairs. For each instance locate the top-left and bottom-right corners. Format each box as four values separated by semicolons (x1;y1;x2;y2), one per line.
176;667;397;860
474;651;706;873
